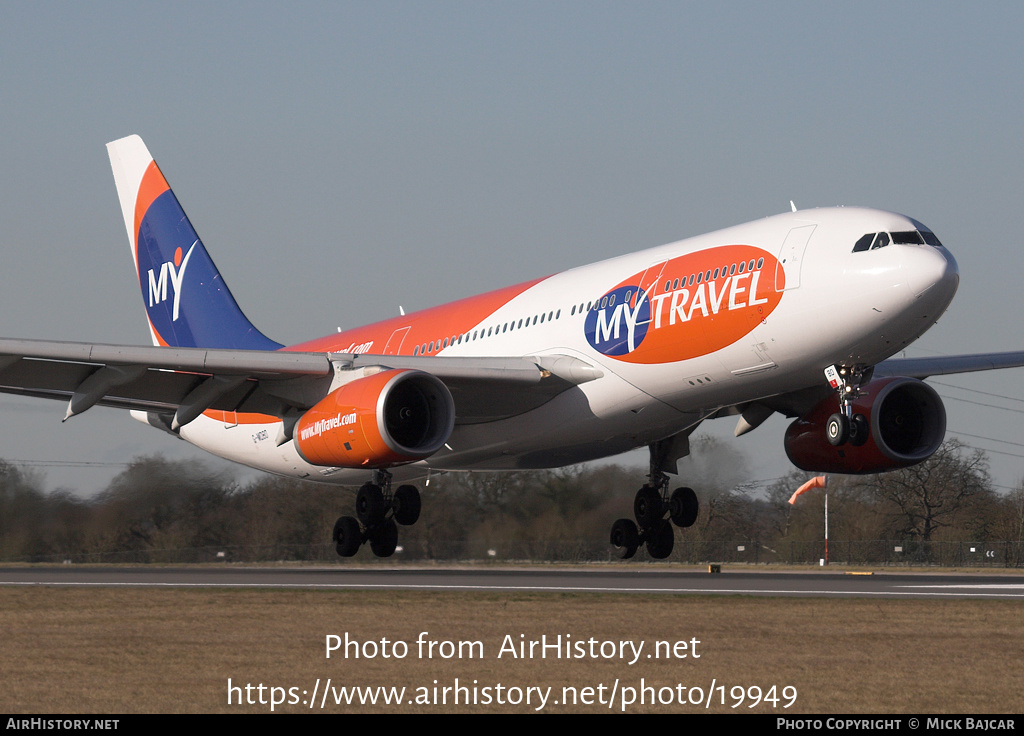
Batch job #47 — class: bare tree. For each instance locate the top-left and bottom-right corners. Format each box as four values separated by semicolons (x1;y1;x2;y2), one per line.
865;439;992;541
1010;482;1024;543
677;435;751;537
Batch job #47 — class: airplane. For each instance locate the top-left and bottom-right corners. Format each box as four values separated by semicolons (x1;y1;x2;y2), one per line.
1;134;1021;560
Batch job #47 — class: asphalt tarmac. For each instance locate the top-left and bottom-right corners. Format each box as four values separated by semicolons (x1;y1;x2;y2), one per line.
1;566;1022;599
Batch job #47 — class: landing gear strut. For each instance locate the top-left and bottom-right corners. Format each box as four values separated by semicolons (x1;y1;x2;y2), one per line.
332;469;422;559
610;434;702;561
824;364;871;447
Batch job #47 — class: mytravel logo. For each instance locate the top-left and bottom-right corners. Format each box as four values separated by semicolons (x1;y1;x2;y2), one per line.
299;411;358;441
583;285;651;357
584;245;783;364
147;241;197;322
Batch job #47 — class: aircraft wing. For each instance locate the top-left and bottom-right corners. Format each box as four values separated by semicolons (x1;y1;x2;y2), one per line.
723;350;1024;431
874;351;1024;379
0;337;601;428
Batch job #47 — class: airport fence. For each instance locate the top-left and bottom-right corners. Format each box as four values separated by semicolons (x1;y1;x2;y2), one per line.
663;539;1023;567
9;538;1024;566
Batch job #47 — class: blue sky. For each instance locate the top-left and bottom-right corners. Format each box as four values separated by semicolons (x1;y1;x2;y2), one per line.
1;2;1023;494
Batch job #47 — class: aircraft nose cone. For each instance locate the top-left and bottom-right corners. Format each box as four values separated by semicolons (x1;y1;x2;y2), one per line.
902;244;959;304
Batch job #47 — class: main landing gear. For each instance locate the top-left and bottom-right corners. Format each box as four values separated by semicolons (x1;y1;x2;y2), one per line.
609;471;699;560
332;469;422;558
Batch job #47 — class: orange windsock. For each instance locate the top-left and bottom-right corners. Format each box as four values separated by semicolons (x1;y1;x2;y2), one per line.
788;475;827;505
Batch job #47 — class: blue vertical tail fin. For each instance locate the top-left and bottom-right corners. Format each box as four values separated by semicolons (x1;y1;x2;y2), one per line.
107;135;282;350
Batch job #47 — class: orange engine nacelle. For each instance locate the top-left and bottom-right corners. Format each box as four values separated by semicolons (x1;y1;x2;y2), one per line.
784;376;946;474
294;369;454;468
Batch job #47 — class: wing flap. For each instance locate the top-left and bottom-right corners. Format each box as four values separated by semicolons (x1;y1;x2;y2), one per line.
0;338;332;376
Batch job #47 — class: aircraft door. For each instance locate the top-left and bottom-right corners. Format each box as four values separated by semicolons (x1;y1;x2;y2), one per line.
383;326;411;355
636;260;668;305
775;224;816;291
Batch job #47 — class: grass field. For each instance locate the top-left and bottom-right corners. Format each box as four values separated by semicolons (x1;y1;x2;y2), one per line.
2;585;1022;713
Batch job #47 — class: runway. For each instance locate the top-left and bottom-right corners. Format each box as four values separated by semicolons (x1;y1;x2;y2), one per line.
1;566;1022;599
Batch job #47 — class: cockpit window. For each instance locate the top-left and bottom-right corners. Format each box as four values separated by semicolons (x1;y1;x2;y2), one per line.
853;233;874;252
853;228;945;253
892;230;925;245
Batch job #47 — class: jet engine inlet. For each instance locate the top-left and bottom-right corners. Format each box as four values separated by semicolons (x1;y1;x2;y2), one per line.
294;369;455;468
784;376;946;474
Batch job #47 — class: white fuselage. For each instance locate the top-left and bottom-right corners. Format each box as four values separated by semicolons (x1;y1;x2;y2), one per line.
169;206;959;483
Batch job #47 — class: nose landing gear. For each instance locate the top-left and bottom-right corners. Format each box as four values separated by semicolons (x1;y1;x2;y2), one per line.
824;364;871;447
